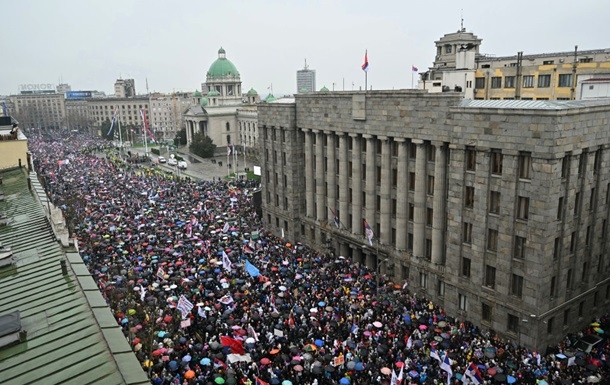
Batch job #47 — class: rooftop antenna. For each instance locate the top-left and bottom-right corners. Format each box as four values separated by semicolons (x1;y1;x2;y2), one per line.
146;77;149;94
304;58;308;70
460;9;465;32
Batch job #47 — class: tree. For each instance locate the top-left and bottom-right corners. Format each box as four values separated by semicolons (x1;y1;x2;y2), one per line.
100;118;129;141
189;133;216;158
100;118;113;139
175;128;187;146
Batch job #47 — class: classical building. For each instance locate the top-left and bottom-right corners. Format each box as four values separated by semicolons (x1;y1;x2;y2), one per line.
184;48;259;154
421;27;610;100
10;92;66;129
258;90;610;349
114;78;136;98
297;60;316;93
149;92;193;142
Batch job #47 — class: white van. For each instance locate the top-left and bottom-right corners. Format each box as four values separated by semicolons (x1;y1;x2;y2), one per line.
168;158;177;166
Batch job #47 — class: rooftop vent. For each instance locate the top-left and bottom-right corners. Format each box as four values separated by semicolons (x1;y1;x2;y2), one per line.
0;242;13;267
0;311;25;348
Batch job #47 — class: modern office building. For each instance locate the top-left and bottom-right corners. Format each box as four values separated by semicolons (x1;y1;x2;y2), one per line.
10;92;66;129
421;27;610;100
297;60;316;93
114;78;136;98
258;90;610;349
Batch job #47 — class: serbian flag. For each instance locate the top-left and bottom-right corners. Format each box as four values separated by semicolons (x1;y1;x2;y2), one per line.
464;362;483;385
214;357;228;369
107;107;118;137
256;378;270;385
220;336;245;354
412;65;419;72
362;50;369;71
363;219;374;246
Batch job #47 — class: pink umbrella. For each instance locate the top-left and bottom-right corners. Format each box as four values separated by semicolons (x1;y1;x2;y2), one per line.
419;324;427;330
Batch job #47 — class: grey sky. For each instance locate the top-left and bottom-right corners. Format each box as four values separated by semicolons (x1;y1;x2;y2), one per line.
3;0;610;97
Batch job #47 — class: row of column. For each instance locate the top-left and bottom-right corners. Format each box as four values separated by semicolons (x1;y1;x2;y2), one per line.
303;130;447;265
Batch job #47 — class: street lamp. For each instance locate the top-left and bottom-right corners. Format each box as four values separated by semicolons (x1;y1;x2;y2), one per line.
376;257;390;295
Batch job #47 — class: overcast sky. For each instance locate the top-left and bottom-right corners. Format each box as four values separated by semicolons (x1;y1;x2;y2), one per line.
3;0;610;97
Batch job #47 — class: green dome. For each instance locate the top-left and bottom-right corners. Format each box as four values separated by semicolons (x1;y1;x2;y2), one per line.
208;90;220;96
200;97;208;106
320;86;329;92
299;88;309;93
207;47;240;78
247;88;258;95
193;90;202;97
264;94;277;103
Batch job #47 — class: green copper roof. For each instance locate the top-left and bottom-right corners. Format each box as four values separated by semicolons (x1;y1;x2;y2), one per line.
207;90;220;96
264;94;277;102
200;96;208;106
247;88;258;95
320;86;329;92
207;47;240;78
299;88;309;93
193;90;202;97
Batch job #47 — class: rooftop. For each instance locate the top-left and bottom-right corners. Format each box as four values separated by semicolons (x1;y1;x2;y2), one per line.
459;98;610;110
0;169;149;385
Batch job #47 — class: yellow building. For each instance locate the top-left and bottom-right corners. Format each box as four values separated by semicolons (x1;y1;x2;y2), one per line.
474;49;610;100
0;116;28;171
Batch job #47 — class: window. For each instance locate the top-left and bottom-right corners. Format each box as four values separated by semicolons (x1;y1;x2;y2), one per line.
514;236;526;259
574;192;581;216
567;268;573;290
538;74;551;88
465;186;475;208
409;203;414;221
511;274;524;297
554;238;561;260
462;257;471;277
438;280;445;296
427;176;435;195
561;156;569;178
582;262;588;282
523;75;535;88
425;239;432;259
465;147;476;171
459;293;468;311
491;77;502;89
489;191;500;214
487;229;498;251
578;301;584;317
558;74;573;87
518;152;531;179
547;317;554;334
409;142;417;159
428;145;436;162
508;314;519;333
557;197;564;220
419;272;428;288
570;232;576;253
463;222;473;244
490;150;503;175
504;76;516;88
543;60;555;65
426;208;433;227
445;45;452;54
485;265;496;289
517;196;529;220
409;172;415;191
475;77;485;89
482;303;492;322
551;276;557;297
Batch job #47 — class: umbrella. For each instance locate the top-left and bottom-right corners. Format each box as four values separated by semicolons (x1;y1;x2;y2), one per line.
354;362;364;371
260;358;271;365
200;358;211;365
507;376;516;384
282;381;292;385
419;324;427;330
185;370;196;380
347;361;356;370
215;378;225;385
587;376;601;383
168;360;178;371
381;367;391;375
487;367;497;376
373;321;383;328
340;378;350;385
314;339;324;347
294;365;303;372
324;365;335;372
494;374;507;383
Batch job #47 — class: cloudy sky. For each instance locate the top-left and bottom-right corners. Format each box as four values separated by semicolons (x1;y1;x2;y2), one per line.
2;0;610;97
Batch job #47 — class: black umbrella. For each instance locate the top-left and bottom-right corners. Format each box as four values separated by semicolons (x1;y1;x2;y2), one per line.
493;373;506;383
324;365;335;372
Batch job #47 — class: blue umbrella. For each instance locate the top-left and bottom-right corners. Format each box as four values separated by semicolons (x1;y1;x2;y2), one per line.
121;318;129;324
168;360;178;370
318;301;326;307
507;376;516;384
340;378;350;385
354;362;364;371
158;331;166;338
200;357;211;365
314;339;324;347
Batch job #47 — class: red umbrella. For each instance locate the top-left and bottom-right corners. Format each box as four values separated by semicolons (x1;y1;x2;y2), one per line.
163;315;172;323
260;358;271;365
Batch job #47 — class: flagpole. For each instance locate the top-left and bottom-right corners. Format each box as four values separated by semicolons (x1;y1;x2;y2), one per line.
365;71;368;92
411;71;414;89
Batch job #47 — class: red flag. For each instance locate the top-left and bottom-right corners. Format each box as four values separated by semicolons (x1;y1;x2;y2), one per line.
256;378;270;385
288;313;295;327
220;336;245;355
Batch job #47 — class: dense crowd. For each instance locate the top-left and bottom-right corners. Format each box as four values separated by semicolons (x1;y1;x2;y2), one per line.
28;130;610;385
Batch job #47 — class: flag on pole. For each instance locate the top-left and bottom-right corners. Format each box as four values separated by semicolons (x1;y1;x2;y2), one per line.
440;351;453;384
363;219;374;246
140;109;156;142
430;347;441;363
245;259;260;277
222;251;232;271
406;335;412;349
227;146;232;156
107;107;118;137
362;50;369;71
412;65;419;72
329;208;340;228
464;362;483;385
281;228;285;239
391;369;398;385
397;364;404;384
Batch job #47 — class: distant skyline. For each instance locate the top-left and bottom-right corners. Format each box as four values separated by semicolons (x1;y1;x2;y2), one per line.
2;0;610;97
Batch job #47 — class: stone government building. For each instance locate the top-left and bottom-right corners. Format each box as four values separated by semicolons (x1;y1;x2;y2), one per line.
258;90;610;349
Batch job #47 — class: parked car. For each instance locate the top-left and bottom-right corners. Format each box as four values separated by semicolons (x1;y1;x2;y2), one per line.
157;156;166;163
168;158;177;166
178;161;187;170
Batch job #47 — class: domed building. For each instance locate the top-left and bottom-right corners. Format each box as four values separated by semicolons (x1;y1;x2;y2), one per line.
184;47;260;156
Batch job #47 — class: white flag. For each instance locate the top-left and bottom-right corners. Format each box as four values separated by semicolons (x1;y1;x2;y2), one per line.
222;251;232;271
197;305;207;318
390;369;398;385
139;284;147;302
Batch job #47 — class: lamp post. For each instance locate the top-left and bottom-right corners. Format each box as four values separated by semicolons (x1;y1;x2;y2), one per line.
376;255;390;296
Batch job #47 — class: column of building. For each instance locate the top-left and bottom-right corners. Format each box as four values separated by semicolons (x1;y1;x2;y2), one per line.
364;134;377;267
339;134;349;231
380;137;392;245
315;130;325;221
431;142;447;265
395;139;408;250
327;132;337;224
350;134;363;265
413;139;426;259
304;129;315;218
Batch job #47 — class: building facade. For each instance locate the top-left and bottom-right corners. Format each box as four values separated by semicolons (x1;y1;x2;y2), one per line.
65;99;91;130
87;97;150;138
421;28;610;101
297;61;316;93
10;92;66;129
184;48;259;154
114;79;136;98
258;90;610;349
149;92;193;142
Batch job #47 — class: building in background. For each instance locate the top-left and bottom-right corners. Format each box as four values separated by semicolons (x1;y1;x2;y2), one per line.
258;90;610;350
149;92;193;142
87;97;149;139
114;79;136;98
64;99;90;130
296;60;316;93
56;83;72;94
420;27;610;101
184;47;259;154
10;92;65;129
0;115;28;170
